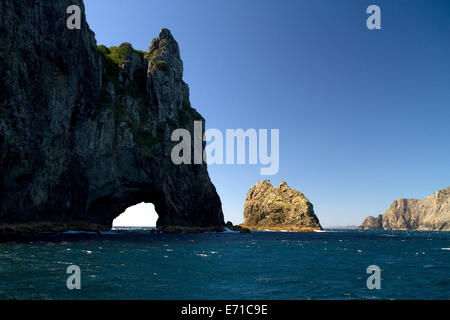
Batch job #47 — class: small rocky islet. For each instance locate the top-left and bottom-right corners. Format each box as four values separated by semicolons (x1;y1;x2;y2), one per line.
240;180;323;232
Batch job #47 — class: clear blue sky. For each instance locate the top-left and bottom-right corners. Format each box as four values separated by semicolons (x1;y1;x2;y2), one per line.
85;0;450;227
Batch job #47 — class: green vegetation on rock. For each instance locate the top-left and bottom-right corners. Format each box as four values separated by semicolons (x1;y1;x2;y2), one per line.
97;46;120;86
107;42;132;65
97;42;148;84
152;60;168;72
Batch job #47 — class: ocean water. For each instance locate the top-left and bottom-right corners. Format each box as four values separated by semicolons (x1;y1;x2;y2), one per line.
0;229;449;300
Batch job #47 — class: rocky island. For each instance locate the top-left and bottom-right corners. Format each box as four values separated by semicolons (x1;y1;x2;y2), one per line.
241;180;322;231
0;0;224;234
359;187;450;231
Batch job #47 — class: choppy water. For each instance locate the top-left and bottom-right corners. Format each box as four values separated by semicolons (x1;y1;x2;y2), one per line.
0;229;449;299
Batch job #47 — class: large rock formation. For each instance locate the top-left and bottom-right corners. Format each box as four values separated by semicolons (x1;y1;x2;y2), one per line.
242;180;322;231
359;187;450;231
0;0;224;234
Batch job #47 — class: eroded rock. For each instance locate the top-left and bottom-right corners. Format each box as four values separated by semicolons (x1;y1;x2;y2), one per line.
359;187;450;231
0;0;224;234
225;221;251;233
242;180;322;231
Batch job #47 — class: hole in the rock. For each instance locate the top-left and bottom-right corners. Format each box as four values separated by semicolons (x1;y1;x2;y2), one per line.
112;202;158;228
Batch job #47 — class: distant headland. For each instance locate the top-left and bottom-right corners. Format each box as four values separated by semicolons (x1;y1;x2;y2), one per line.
359;187;450;231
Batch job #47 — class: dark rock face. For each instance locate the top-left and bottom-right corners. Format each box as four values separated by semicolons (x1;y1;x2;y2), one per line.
225;221;250;233
359;187;450;231
242;180;322;231
0;0;224;233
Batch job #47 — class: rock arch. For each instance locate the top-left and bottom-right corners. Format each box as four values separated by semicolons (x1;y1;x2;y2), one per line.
0;0;224;234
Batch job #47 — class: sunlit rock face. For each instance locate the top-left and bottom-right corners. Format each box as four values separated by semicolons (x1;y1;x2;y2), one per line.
242;180;322;231
0;0;224;234
359;187;450;231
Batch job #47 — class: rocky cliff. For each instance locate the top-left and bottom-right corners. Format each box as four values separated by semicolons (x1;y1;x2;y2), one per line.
242;180;322;231
359;187;450;231
0;0;224;234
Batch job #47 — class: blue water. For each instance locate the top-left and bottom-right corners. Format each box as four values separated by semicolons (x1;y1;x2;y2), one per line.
0;229;449;299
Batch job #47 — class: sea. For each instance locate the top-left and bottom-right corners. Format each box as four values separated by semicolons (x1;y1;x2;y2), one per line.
0;229;449;300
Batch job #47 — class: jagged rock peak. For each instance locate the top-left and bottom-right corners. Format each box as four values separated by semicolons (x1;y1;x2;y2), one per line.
242;180;322;231
359;187;450;231
152;28;177;48
145;28;188;121
148;28;182;75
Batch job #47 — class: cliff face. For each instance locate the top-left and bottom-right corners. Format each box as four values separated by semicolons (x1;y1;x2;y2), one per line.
359;187;450;231
242;180;322;231
0;0;224;233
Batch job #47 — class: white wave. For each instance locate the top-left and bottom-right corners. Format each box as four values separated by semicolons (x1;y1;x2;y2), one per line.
441;248;450;251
